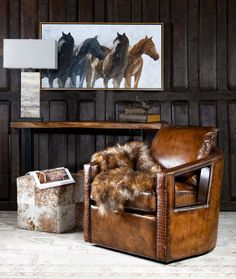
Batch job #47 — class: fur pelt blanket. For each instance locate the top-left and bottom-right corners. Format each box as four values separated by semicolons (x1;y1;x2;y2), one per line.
91;141;162;216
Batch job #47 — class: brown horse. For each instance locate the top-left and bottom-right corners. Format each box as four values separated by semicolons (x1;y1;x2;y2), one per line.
124;36;159;88
87;33;129;88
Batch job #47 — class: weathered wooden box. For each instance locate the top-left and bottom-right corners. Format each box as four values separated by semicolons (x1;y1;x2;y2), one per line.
17;170;83;233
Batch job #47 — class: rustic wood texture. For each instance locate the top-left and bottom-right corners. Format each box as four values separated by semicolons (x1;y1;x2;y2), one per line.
10;121;165;129
0;0;236;210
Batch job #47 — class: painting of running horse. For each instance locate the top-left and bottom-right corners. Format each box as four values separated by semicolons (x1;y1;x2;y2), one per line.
41;23;163;90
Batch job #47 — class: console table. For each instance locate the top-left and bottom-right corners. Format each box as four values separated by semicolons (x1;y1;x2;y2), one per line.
10;121;166;173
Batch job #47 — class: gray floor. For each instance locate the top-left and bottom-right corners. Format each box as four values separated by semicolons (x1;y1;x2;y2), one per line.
0;211;235;279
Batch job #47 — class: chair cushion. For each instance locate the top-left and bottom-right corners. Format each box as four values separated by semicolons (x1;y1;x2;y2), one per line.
151;126;218;169
91;182;197;213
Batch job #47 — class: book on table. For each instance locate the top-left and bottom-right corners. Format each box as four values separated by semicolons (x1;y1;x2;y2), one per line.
119;113;161;122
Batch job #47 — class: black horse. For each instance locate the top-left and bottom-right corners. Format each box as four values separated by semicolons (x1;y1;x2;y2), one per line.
69;36;104;88
42;32;74;88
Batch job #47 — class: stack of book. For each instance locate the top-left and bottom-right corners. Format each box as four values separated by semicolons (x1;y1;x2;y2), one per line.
119;107;161;123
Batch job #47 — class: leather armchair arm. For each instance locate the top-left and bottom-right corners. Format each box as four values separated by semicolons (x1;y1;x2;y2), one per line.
155;150;224;261
83;163;99;242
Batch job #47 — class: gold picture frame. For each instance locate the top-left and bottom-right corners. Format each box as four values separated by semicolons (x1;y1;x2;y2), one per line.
40;22;164;91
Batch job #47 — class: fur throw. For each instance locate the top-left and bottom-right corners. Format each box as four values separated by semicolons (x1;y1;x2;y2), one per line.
91;141;162;216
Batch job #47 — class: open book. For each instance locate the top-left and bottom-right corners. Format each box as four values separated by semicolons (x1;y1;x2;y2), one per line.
28;167;75;190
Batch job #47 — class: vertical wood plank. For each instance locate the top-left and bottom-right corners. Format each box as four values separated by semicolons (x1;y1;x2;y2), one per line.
217;100;230;207
78;0;94;21
94;0;105;21
0;0;9;89
38;0;49;22
67;0;78;21
49;101;68;168
188;100;199;126
199;0;217;90
38;101;50;170
106;0;114;21
11;100;20;207
188;0;199;90
96;91;106;150
228;102;236;199
199;101;217;127
160;0;171;91
228;0;236;89
132;0;142;22
171;0;188;91
77;101;95;169
21;0;37;38
114;0;132;22
49;0;66;21
142;0;159;22
160;100;172;123
9;0;20;92
0;102;10;199
217;0;227;90
171;101;189;125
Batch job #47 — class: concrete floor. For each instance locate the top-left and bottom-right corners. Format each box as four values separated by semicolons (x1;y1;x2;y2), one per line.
0;211;235;279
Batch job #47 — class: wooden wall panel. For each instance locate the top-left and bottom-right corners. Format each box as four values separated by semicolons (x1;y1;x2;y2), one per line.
199;102;217;127
49;101;68;168
49;0;67;21
228;0;236;89
78;0;94;21
114;0;132;22
228;102;236;200
132;0;142;22
0;0;9;90
9;0;20;92
171;101;189;125
0;102;10;199
77;100;96;169
188;0;199;90
21;0;37;38
171;0;188;90
143;0;159;22
199;0;217;90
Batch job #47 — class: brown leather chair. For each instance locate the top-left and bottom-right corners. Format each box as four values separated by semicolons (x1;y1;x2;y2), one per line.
83;126;224;262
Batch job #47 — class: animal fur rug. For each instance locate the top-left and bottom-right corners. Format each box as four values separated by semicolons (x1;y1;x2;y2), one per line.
91;141;162;216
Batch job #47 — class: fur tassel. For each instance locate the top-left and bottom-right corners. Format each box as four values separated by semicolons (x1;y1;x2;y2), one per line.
91;141;162;216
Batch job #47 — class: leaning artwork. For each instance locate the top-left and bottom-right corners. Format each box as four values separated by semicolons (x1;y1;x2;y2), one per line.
40;23;163;90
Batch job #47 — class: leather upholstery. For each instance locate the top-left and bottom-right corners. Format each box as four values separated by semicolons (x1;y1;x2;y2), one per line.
84;126;224;263
91;181;197;213
151;126;218;168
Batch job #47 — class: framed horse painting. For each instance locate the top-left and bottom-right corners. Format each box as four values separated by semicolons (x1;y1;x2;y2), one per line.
40;22;164;91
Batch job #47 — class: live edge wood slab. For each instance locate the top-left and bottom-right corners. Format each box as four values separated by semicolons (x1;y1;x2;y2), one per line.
10;121;166;130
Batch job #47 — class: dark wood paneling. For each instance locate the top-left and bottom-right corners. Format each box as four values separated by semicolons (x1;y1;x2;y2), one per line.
143;0;159;22
21;0;37;38
199;0;217;89
228;0;236;89
9;0;20;92
188;0;199;90
171;0;188;90
49;0;67;21
0;102;10;199
49;101;68;168
132;0;142;22
77;100;96;169
171;101;189;125
217;0;227;90
78;0;94;21
199;102;217;127
228;102;236;200
0;0;9;90
94;0;105;21
114;0;132;22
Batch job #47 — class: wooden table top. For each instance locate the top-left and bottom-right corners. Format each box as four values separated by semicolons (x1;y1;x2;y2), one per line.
10;121;166;130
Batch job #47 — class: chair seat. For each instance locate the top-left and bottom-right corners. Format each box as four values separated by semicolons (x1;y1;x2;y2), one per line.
91;182;197;213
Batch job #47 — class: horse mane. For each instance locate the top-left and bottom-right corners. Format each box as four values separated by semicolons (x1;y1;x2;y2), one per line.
129;38;148;57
